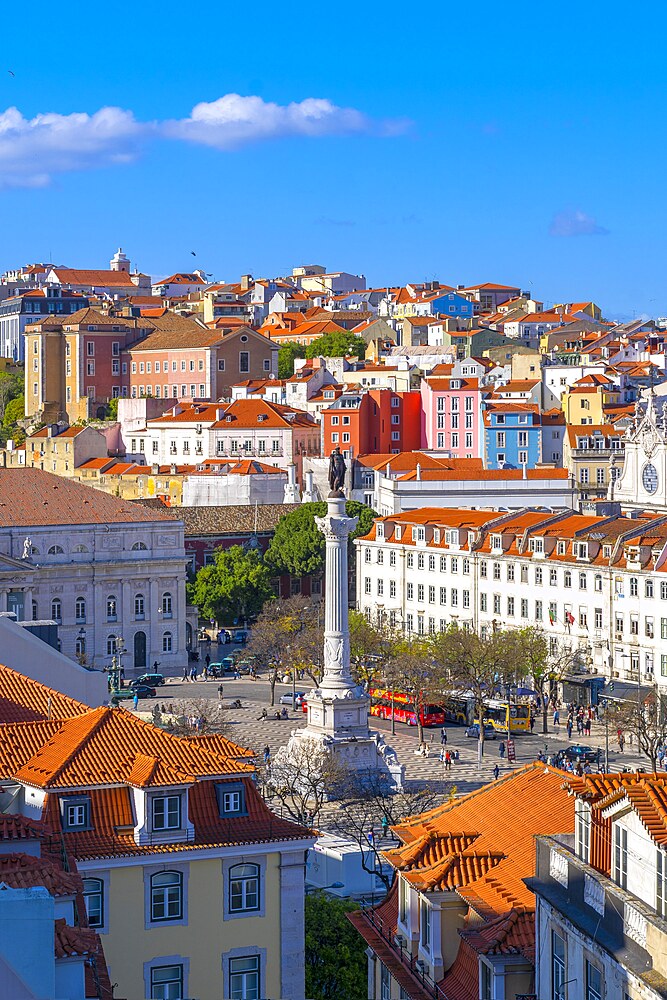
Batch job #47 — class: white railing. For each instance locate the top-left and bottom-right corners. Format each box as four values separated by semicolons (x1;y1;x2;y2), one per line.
549;848;568;888
584;874;604;916
624;903;647;948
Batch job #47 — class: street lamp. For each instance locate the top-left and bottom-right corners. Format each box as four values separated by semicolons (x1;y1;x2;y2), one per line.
109;636;126;692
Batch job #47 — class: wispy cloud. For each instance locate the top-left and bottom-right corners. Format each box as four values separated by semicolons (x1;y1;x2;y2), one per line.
549;208;610;237
0;94;407;188
0;106;144;188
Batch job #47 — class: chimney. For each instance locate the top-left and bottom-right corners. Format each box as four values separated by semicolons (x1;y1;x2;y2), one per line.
151;463;159;474
416;463;421;481
170;463;177;475
522;461;527;480
302;469;316;503
283;462;301;503
240;274;252;292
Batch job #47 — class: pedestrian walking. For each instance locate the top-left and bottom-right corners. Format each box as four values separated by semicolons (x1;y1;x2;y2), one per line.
553;709;560;728
567;720;573;740
217;683;224;701
263;745;271;765
493;764;500;781
381;816;389;839
530;714;535;732
498;741;506;759
441;728;447;745
367;826;375;845
444;751;452;771
132;692;139;711
205;653;211;672
182;667;188;681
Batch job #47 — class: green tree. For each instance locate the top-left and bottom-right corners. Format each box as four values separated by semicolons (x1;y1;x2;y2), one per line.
265;501;376;578
3;395;24;430
304;331;367;360
105;397;120;421
278;342;306;379
188;545;273;625
305;892;367;1000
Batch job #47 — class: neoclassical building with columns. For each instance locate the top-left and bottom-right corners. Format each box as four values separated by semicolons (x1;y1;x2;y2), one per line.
0;468;193;674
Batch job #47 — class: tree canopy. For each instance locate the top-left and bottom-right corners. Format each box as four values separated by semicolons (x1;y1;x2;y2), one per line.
187;545;273;624
278;342;306;379
265;501;376;578
304;331;367;360
305;892;367;1000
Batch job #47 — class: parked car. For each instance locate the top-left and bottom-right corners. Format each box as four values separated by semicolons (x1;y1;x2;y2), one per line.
134;673;165;688
279;691;306;707
561;744;600;764
112;684;156;700
465;723;497;740
208;661;237;678
232;629;249;645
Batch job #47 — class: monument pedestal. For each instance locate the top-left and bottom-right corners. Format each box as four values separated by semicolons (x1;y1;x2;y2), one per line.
273;493;403;794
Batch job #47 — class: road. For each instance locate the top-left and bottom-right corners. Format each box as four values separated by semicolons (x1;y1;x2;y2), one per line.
137;670;647;795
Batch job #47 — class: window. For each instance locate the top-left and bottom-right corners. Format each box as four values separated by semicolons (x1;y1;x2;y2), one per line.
586;961;602;1000
380;963;391;1000
507;564;515;582
646;579;655;598
152;795;181;831
552;931;565;1000
390;580;396;598
162;631;173;653
229;863;260;912
480;593;487;612
229;956;259;1000
576;805;590;862
75;597;86;623
614;824;628;888
48;544;64;555
481;962;492;1000
50;598;62;623
150;871;183;921
132;541;148;551
106;634;117;656
480;561;487;578
507;596;515;617
216;782;247;817
658;849;667;917
521;598;528;618
150;964;183;1000
106;596;117;622
239;351;250;373
162;592;173;618
564;571;572;588
536;600;543;620
420;897;430;949
218;359;226;371
493;594;501;615
630;577;638;597
82;878;103;928
63;799;89;829
134;593;145;620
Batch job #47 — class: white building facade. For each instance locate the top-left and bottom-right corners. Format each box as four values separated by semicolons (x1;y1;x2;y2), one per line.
0;469;193;674
355;506;667;687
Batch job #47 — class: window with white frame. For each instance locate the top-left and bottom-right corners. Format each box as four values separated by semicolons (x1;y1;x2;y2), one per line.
613;824;628;888
150;870;183;921
75;597;86;623
134;593;145;619
82;877;103;928
229;863;260;913
419;896;430;950
162;592;173;618
106;596;117;621
552;931;565;1000
150;964;183;1000
152;795;181;831
51;597;62;623
229;956;259;1000
162;631;173;653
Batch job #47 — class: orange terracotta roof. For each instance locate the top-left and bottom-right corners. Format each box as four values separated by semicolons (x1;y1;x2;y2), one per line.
5;706;254;789
389;764;574;917
0;469;175;526
54;918;100;958
461;908;535;960
0;664;87;725
0;814;42;841
0;853;80;896
50;269;139;287
155;273;207;285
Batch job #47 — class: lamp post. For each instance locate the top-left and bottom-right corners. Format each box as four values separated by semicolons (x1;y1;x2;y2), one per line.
109;636;126;692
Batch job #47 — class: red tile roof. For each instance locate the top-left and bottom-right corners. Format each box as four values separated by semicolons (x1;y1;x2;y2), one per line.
0;853;81;896
0;663;87;725
54;918;100;958
0;469;175;526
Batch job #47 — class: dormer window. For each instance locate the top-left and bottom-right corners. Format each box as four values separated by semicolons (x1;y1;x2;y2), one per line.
216;782;247;817
433;528;440;544
412;526;425;543
152;794;182;831
376;523;384;540
529;538;544;554
574;542;589;560
445;529;458;546
450;379;461;389
557;541;567;555
62;796;91;831
491;534;502;551
395;526;402;541
603;544;612;558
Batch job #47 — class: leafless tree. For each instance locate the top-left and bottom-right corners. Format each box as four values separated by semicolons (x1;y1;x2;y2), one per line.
165;697;227;736
260;737;350;827
613;688;667;770
247;596;320;704
329;777;454;891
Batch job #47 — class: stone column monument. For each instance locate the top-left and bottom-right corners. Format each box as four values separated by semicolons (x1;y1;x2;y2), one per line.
274;491;403;792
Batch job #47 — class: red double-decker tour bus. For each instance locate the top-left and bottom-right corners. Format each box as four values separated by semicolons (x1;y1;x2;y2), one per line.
369;688;446;727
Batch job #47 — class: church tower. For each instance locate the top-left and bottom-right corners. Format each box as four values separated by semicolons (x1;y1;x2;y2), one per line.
109;248;130;273
612;394;667;512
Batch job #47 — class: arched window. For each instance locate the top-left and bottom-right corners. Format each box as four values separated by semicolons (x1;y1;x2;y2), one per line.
162;631;173;653
161;592;173;618
75;635;86;658
150;871;183;922
229;863;259;913
131;541;148;551
72;544;89;553
594;574;603;592
29;545;40;556
106;596;117;622
75;597;86;623
47;544;64;555
82;877;103;928
134;593;145;620
31;601;38;622
106;635;117;656
50;598;62;623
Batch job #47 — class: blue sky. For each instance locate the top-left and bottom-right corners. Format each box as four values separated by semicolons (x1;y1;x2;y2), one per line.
0;0;665;319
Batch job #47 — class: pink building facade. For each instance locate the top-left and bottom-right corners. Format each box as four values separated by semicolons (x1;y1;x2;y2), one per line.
420;375;489;458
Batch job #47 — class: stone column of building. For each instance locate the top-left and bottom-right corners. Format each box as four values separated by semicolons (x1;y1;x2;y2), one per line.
316;495;358;698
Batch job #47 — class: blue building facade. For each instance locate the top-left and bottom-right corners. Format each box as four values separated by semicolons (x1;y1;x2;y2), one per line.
484;405;543;469
429;290;475;319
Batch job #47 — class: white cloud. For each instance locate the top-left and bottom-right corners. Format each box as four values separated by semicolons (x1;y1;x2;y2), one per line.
162;94;389;148
0;106;144;188
0;94;406;188
549;209;610;237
